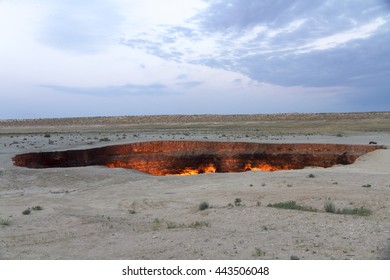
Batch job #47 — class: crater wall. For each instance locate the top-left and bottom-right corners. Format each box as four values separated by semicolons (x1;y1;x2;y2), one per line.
12;141;383;176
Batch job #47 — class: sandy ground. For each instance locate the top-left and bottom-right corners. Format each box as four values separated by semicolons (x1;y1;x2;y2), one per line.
0;114;389;260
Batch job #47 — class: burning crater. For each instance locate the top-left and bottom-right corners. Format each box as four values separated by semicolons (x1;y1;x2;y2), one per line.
12;141;382;176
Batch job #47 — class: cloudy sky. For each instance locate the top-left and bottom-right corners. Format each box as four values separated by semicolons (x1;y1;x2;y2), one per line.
1;0;390;119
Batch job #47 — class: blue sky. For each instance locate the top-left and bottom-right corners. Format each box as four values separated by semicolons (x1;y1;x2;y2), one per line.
1;0;389;119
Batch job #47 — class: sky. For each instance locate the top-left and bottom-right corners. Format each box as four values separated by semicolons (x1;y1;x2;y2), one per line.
1;0;390;119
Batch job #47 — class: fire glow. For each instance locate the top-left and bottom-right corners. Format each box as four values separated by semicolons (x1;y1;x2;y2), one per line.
172;163;217;176
166;162;286;176
106;161;287;176
12;141;383;176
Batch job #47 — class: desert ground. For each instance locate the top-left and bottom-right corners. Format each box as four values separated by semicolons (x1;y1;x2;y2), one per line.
0;112;389;260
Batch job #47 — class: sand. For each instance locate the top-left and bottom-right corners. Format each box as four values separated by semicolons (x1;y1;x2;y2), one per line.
0;113;389;259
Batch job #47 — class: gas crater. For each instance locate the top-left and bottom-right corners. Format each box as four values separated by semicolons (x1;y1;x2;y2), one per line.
12;141;383;176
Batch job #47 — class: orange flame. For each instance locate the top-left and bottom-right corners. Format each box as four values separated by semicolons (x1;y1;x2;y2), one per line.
106;161;217;176
106;161;131;169
243;162;287;172
105;160;290;176
173;163;217;176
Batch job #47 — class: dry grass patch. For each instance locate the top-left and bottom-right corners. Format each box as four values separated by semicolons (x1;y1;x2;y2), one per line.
267;201;318;212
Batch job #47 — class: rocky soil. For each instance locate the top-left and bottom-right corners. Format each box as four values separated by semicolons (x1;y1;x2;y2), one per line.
0;113;389;260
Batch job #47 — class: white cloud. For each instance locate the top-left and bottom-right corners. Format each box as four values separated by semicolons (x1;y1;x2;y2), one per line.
0;0;388;118
122;14;387;70
235;25;268;43
296;17;386;53
266;19;307;38
117;0;208;37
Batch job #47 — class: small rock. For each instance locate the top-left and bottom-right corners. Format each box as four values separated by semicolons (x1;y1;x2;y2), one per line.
290;255;300;260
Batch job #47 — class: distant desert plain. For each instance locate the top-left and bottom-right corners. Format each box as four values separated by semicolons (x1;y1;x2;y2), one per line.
0;112;389;259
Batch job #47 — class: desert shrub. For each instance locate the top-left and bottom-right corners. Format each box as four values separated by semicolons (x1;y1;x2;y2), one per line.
307;173;316;178
253;248;266;257
22;208;31;215
166;221;179;229
32;206;43;211
324;201;371;216
152;218;163;230
0;219;11;226
338;207;372;216
362;184;372;188
234;198;242;206
268;201;317;212
198;202;209;211
188;221;209;228
324;201;336;213
166;220;209;229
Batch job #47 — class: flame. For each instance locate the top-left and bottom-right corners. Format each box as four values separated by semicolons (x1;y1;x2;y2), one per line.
202;164;217;173
106;161;131;169
105;160;290;176
173;163;217;176
106;161;217;176
243;162;287;172
179;168;200;176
